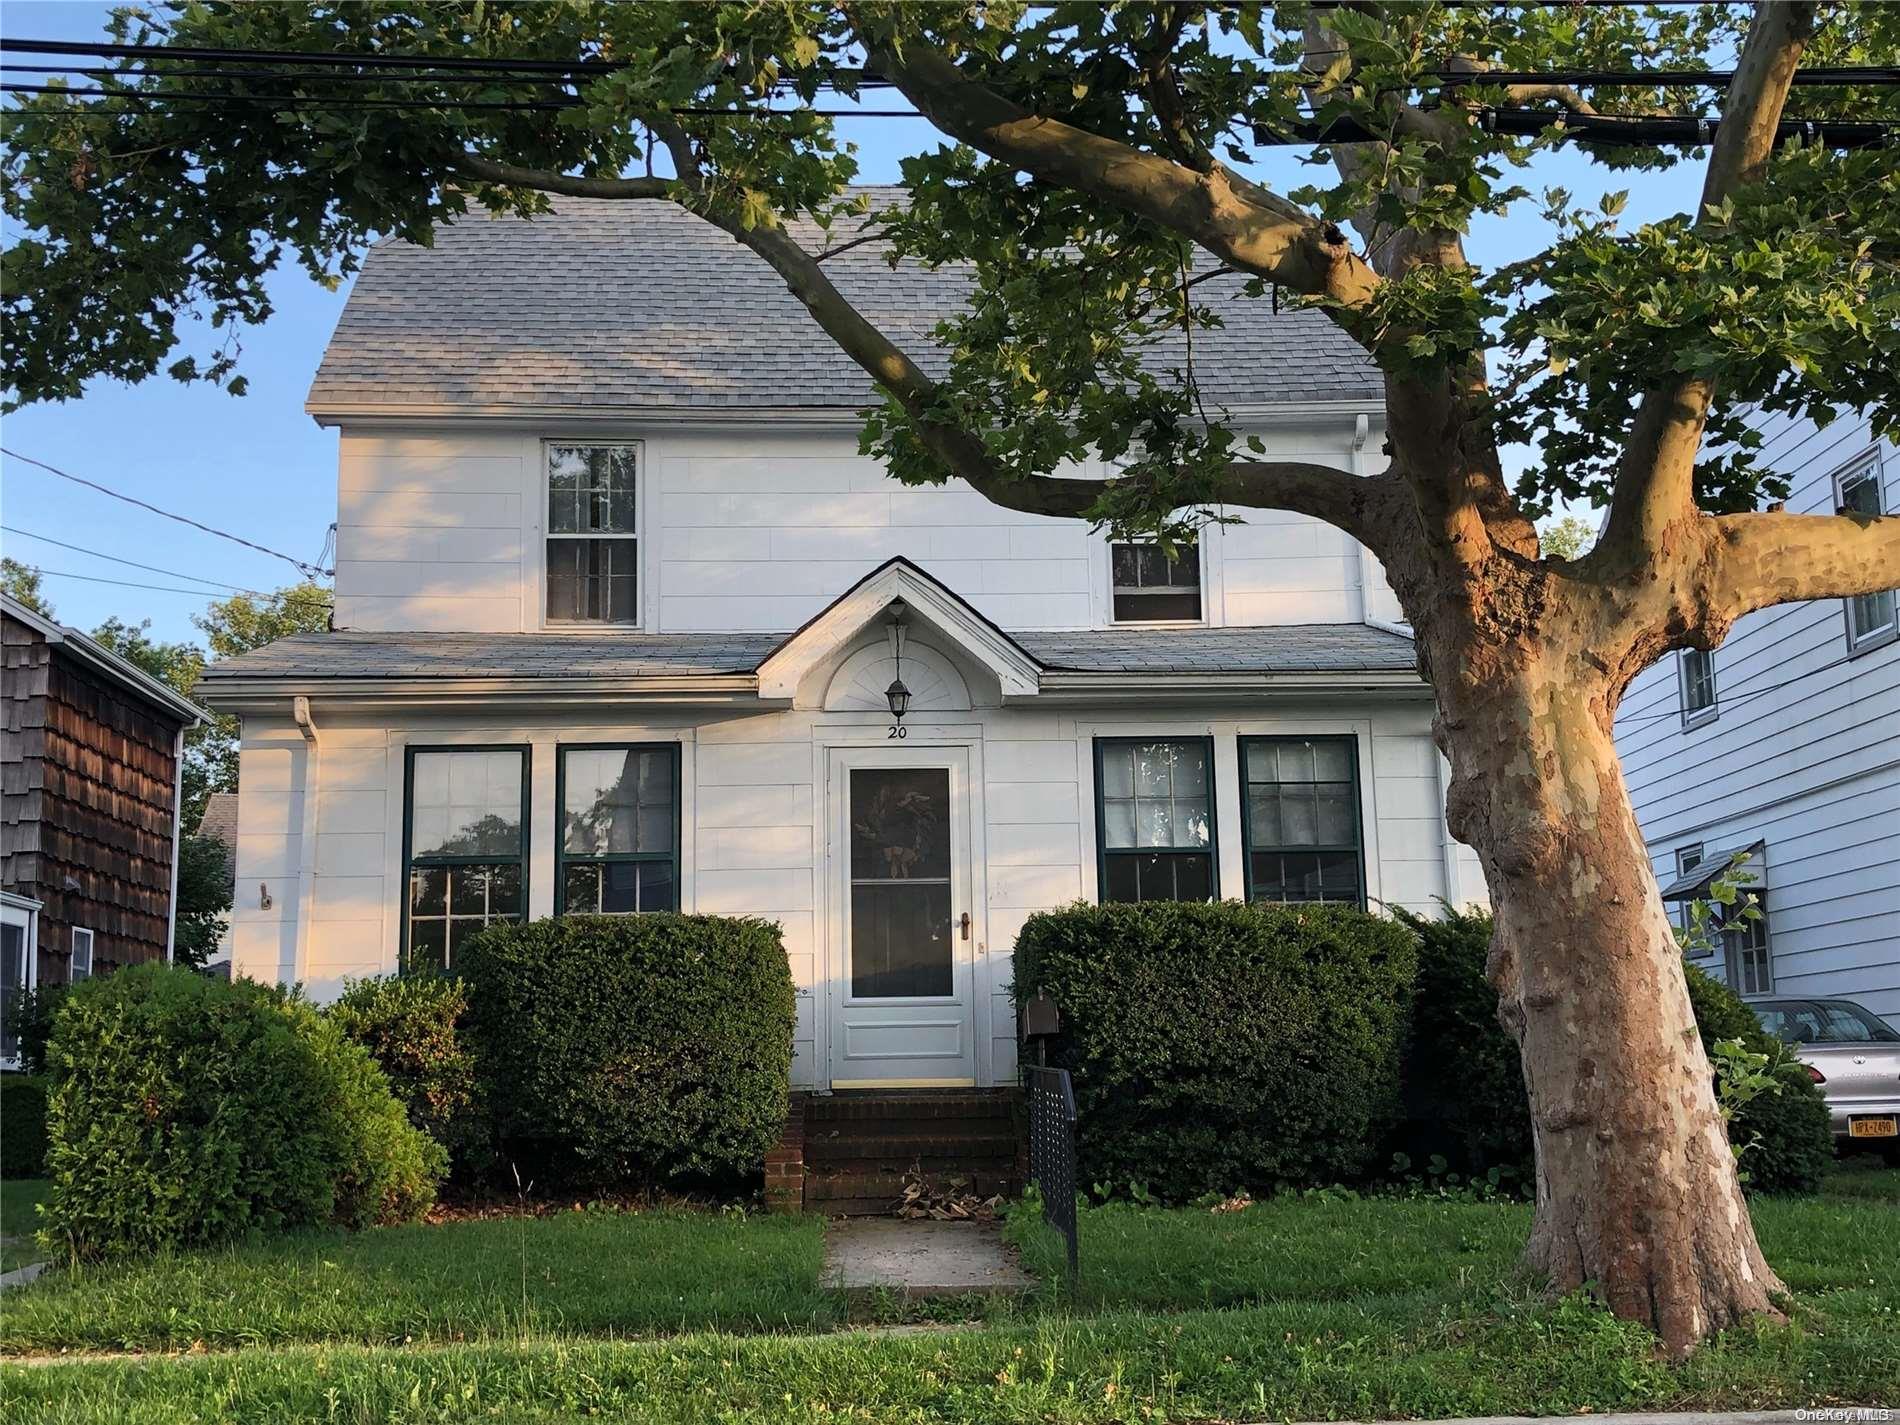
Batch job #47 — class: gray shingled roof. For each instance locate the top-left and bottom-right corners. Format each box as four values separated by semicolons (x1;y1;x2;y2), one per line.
309;188;1380;413
199;625;1416;685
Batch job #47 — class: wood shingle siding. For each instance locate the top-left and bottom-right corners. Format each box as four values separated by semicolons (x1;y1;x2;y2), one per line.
1;608;194;982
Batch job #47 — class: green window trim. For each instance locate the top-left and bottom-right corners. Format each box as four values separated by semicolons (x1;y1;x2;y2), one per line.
400;744;532;975
554;742;682;916
1238;734;1367;908
1092;736;1220;904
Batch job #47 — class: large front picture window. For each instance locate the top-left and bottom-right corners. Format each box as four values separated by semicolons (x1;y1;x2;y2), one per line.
547;443;638;624
1095;738;1216;902
403;747;528;973
557;744;680;914
1240;736;1364;905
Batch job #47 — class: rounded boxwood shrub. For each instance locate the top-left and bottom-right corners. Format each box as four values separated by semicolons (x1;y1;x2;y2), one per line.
1396;907;1832;1195
40;964;444;1260
457;914;795;1189
1;1073;49;1177
329;974;489;1180
1012;900;1417;1201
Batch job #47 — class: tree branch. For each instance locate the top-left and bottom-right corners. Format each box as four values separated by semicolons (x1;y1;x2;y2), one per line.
446;153;673;200
444;132;1388;543
1598;1;1819;565
858;33;1379;311
1707;509;1900;622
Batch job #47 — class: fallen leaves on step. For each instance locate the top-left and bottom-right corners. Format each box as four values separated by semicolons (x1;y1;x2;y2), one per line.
894;1164;1005;1221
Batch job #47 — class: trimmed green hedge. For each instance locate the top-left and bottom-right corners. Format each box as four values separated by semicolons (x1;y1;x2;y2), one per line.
329;974;490;1180
1012;901;1417;1201
40;965;443;1260
1;1073;49;1177
457;914;795;1189
1395;907;1832;1195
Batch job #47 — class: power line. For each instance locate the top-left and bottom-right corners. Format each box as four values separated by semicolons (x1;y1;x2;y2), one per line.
8;84;1886;148
19;564;293;598
0;447;334;578
1615;654;1858;726
1;523;280;597
7;35;1899;89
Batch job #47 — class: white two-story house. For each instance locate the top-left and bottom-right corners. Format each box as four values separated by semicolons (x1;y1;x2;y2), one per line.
201;192;1486;1094
1615;411;1899;1022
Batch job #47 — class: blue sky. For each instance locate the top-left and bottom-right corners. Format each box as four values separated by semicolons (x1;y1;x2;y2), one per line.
1;1;1698;641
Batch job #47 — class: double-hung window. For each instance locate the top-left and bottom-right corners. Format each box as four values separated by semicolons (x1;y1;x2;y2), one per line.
1240;737;1365;905
403;747;529;973
1095;738;1216;902
1110;539;1202;623
69;927;94;982
557;744;681;914
1836;453;1896;653
1679;648;1717;728
547;443;639;624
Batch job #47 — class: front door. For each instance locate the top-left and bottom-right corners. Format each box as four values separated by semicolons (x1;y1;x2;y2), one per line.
826;745;977;1088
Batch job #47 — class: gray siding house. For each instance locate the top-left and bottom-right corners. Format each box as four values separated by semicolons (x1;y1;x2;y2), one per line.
1613;410;1899;1021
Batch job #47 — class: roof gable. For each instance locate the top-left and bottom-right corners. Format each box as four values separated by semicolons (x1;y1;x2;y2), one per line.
756;557;1041;701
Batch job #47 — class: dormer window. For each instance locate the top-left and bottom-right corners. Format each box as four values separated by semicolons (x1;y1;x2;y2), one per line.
547;443;639;625
1111;538;1202;623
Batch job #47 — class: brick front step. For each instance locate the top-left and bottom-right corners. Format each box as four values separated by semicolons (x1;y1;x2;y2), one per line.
805;1130;1021;1162
767;1089;1028;1215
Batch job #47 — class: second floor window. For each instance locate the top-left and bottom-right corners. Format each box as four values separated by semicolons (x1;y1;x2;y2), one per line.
1679;648;1717;727
1111;539;1201;622
547;443;638;624
1836;455;1896;652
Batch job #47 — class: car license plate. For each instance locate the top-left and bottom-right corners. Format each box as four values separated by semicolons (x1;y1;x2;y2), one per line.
1848;1117;1898;1138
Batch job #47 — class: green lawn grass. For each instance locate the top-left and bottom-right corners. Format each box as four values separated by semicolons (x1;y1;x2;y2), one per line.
0;1182;49;1275
0;1207;832;1351
2;1166;1893;1423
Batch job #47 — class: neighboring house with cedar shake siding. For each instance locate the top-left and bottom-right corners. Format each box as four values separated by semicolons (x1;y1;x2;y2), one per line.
2;593;205;1066
198;192;1487;1093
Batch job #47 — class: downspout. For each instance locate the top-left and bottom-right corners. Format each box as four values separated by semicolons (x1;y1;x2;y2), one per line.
293;696;321;987
164;724;185;963
1435;749;1466;909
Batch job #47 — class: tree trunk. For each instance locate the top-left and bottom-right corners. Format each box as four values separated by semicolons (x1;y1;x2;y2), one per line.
1435;647;1784;1358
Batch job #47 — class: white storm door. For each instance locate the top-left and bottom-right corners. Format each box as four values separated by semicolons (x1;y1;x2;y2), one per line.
827;745;977;1088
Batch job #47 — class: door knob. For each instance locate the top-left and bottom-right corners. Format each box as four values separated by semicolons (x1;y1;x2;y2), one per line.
959;912;971;940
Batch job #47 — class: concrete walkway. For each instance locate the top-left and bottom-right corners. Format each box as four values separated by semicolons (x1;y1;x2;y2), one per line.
823;1218;1034;1297
0;1260;47;1291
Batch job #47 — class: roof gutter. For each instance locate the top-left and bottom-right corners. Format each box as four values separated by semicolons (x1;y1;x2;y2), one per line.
1025;668;1429;705
305;397;1382;432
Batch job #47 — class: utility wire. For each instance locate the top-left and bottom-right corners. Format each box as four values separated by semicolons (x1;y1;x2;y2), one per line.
1615;655;1859;726
6;35;1898;88
0;447;334;578
20;565;308;598
1;524;280;597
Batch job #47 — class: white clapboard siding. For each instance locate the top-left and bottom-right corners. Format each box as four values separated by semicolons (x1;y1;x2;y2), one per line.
230;693;1467;1088
1617;410;1899;1017
328;419;1404;634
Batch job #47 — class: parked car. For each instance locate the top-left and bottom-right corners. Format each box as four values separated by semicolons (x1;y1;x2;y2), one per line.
1751;997;1900;1153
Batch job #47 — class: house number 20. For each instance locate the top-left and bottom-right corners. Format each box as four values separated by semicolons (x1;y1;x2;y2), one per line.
886;725;908;739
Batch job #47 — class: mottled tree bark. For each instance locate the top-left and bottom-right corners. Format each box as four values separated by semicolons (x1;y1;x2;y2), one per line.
1429;641;1782;1356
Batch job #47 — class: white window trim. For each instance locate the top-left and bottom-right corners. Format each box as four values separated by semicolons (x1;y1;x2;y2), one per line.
1094;529;1222;629
1;894;40;1070
70;926;94;982
1678;648;1719;730
1832;449;1897;656
537;439;648;631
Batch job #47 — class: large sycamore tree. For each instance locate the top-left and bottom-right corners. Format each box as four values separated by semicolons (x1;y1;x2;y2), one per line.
7;1;1899;1353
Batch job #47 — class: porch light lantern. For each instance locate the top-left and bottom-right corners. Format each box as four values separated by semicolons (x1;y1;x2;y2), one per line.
885;600;912;720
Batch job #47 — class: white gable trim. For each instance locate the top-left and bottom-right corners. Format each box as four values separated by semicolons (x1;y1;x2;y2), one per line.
756;558;1041;702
